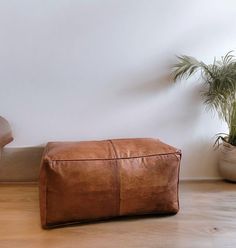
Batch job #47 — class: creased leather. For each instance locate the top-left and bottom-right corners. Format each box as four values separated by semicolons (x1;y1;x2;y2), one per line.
39;138;181;229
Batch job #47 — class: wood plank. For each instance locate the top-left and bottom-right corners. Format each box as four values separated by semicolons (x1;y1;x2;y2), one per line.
0;181;236;248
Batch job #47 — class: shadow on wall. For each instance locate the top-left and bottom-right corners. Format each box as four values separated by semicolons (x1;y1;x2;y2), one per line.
115;67;220;179
122;73;174;96
117;64;204;142
145;83;202;131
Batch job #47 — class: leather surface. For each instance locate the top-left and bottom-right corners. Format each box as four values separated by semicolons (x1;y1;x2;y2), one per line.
39;138;181;228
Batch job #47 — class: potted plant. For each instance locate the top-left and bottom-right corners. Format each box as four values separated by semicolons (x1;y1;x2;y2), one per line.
172;51;236;181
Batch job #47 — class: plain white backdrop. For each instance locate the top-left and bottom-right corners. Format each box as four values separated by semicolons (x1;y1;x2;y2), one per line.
1;0;235;179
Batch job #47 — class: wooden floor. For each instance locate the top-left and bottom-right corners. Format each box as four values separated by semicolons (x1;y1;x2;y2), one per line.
0;181;236;248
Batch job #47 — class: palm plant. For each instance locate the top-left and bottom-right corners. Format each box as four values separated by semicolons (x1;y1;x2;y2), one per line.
172;51;236;146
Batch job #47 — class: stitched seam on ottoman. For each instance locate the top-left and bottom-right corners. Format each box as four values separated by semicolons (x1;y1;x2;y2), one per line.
40;142;50;228
108;140;121;216
49;151;182;162
176;153;182;212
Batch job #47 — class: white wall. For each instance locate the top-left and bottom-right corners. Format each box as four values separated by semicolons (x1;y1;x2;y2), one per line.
0;0;235;179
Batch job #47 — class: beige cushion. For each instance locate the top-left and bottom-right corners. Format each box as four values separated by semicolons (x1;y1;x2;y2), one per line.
0;116;13;148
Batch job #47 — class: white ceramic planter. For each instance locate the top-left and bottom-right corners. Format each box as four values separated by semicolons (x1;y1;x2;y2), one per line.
218;141;236;182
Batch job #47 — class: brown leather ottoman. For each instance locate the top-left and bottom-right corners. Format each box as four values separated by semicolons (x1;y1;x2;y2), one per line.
39;138;181;228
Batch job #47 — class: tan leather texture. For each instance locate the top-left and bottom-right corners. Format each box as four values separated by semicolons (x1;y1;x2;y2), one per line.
39;138;181;229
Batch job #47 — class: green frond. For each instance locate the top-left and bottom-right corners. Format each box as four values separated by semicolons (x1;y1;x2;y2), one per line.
172;55;201;81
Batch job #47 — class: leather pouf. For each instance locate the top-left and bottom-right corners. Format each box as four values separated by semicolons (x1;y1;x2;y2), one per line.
39;138;181;228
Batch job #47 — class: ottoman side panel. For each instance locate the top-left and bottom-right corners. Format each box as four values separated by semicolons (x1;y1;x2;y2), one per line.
119;153;181;216
39;157;49;228
43;159;118;227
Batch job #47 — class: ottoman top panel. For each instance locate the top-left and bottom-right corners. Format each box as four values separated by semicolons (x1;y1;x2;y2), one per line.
44;138;180;161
